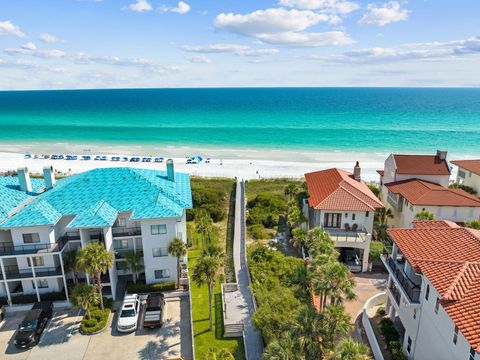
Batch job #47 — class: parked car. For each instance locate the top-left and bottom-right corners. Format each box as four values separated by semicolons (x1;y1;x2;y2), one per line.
143;293;165;329
340;248;362;273
117;294;140;333
14;301;53;348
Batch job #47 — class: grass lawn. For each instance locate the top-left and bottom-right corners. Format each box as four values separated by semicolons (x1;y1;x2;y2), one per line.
189;248;245;359
188;177;244;359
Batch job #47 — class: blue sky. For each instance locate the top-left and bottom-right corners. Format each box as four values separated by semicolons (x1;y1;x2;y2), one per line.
0;0;479;89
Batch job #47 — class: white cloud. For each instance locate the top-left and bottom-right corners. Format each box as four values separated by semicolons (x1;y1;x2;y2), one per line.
279;0;359;14
39;33;60;43
214;8;338;36
188;56;211;63
214;8;351;48
316;36;480;63
22;42;37;51
171;2;190;14
181;43;280;57
0;20;25;38
258;31;353;47
359;1;409;26
129;0;152;12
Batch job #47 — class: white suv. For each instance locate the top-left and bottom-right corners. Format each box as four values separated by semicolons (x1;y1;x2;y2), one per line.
117;294;140;333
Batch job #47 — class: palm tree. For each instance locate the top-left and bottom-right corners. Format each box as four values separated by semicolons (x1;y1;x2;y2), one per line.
284;183;299;202
168;237;187;288
191;245;224;331
264;335;297;360
195;209;213;248
305;228;338;261
322;305;353;351
204;348;235;360
415;210;435;220
375;208;394;226
71;283;100;319
63;249;80;284
76;242;114;311
291;306;326;360
120;251;143;284
329;337;371;360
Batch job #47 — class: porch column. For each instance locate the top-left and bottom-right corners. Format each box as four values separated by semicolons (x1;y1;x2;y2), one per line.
58;254;69;302
29;256;40;302
0;258;11;305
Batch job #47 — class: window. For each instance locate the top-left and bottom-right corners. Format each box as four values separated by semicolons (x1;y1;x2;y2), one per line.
27;256;44;267
151;224;167;235
453;325;459;345
352;214;356;221
115;218;126;227
32;280;48;289
458;170;466;179
413;308;416;319
23;233;40;243
345;213;348;218
154;269;170;279
152;247;168;257
365;211;369;217
407;337;412;353
324;213;341;228
470;347;476;360
435;298;440;314
425;284;430;301
453;208;458;217
114;239;129;250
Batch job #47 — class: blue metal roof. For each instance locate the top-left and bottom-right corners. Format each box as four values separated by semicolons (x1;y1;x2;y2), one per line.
0;177;45;224
0;167;192;228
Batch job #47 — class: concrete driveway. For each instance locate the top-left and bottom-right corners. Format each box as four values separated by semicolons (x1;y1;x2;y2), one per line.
345;272;387;321
0;296;193;360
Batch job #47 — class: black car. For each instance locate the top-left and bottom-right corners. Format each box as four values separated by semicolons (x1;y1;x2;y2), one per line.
143;293;165;329
14;301;53;348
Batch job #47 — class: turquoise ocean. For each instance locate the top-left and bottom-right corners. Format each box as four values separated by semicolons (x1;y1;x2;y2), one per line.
0;88;479;156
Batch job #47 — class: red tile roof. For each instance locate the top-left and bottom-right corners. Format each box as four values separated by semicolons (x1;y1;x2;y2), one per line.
305;168;383;211
377;170;384;176
413;220;461;229
393;154;451;175
388;223;480;351
385;179;480;207
451;160;480;176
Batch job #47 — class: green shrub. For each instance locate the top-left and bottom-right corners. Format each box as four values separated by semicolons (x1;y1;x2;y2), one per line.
376;306;386;316
80;307;111;334
248;224;270;240
390;341;407;360
379;318;399;345
449;183;477;195
189;186;226;222
247;192;287;228
126;281;176;294
82;318;97;327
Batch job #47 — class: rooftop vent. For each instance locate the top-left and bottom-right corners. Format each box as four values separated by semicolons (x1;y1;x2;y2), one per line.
166;159;175;182
353;161;361;182
436;150;448;161
18;166;32;192
43;165;56;190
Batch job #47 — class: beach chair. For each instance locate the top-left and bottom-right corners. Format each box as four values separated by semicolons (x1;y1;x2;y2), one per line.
352;223;358;232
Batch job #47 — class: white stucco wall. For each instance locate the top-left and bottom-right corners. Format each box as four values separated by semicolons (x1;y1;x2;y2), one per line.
457;168;480;195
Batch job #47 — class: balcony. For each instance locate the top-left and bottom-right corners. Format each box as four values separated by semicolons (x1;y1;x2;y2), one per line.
382;255;421;303
0;241;68;257
60;231;81;242
324;227;368;243
89;232;104;241
387;191;403;211
114;249;144;259
112;227;142;238
3;266;63;280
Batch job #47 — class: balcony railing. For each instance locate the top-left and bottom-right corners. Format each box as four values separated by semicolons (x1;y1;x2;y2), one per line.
112;227;142;238
89;232;104;241
324;227;368;243
0;240;68;256
114;249;144;259
384;256;421;303
3;266;63;280
60;232;80;242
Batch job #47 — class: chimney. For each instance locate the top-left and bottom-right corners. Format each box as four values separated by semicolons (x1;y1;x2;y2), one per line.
436;150;447;161
166;159;175;182
17;167;32;192
353;161;361;181
43;165;56;190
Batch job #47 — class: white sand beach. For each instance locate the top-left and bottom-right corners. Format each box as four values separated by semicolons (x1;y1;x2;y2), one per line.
0;145;387;181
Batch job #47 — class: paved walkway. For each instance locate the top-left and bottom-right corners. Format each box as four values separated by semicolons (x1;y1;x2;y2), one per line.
233;180;264;360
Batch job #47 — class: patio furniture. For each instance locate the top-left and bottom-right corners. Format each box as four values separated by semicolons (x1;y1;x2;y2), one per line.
344;223;350;231
352;223;358;232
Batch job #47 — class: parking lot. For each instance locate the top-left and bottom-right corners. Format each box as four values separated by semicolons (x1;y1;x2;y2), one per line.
0;296;193;360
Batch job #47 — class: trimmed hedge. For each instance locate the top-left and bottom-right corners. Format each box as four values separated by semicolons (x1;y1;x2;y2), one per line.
126;281;176;294
79;297;112;334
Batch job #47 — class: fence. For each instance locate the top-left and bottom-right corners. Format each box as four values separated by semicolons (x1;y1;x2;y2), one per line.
362;292;386;360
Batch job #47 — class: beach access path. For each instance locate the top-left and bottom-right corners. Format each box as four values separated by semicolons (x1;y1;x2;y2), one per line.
233;180;264;359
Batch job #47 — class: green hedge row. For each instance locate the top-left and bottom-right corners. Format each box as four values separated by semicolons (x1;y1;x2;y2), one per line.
126;281;176;294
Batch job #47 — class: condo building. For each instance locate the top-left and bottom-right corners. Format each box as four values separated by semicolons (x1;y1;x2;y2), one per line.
0;162;192;305
382;220;480;360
